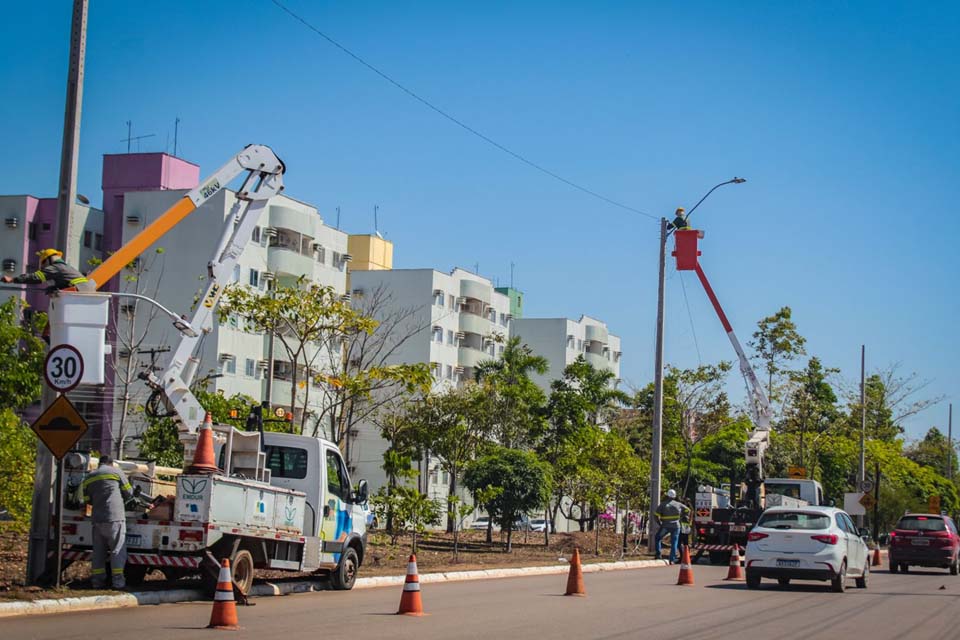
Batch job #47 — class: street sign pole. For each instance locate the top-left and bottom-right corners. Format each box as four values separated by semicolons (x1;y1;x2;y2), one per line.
54;457;65;589
872;463;881;542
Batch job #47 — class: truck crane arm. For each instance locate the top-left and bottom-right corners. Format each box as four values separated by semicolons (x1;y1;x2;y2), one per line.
93;145;285;439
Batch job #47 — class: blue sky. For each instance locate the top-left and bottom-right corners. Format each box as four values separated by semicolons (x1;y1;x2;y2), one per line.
1;1;957;439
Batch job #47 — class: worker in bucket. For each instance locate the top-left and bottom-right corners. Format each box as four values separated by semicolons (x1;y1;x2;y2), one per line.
654;489;690;564
82;455;134;590
1;248;93;292
667;207;689;231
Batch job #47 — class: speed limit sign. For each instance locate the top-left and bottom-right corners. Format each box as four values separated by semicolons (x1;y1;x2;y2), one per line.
44;344;85;393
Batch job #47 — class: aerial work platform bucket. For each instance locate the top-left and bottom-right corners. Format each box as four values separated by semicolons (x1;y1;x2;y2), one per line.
48;292;111;385
672;229;703;271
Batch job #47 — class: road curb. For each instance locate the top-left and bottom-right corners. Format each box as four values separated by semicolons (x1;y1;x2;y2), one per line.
0;558;669;618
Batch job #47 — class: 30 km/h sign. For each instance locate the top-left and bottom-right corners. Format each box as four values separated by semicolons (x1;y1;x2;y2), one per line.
30;395;88;459
44;344;84;393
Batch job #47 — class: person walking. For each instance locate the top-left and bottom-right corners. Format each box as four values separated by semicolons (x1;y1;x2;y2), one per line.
82;455;134;589
654;489;690;564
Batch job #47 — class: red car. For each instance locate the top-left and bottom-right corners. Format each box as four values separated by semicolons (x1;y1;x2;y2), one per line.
888;513;960;574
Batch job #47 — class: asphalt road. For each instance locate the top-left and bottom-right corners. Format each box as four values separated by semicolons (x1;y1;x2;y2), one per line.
8;564;960;640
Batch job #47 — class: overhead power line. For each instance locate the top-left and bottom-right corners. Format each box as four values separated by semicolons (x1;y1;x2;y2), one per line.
269;0;657;221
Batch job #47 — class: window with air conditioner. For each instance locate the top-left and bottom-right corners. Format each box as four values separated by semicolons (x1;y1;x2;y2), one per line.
433;326;444;343
433;290;444;307
2;259;17;273
245;358;256;377
249;269;260;287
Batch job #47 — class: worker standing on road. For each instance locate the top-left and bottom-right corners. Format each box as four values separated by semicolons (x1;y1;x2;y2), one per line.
654;489;690;564
82;455;134;590
1;248;93;292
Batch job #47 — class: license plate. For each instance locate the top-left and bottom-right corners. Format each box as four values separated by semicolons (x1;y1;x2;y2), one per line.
125;534;142;547
730;525;747;532
776;559;800;567
912;538;930;546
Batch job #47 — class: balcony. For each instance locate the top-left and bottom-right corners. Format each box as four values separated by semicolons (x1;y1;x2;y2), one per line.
458;312;491;336
269;205;312;232
586;351;613;372
458;346;492;369
460;279;491;304
268;245;315;278
585;324;608;344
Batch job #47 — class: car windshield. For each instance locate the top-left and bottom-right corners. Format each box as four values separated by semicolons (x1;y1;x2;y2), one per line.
897;516;946;532
757;511;830;530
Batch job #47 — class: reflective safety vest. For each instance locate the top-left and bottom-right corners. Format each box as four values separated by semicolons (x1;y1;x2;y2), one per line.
13;258;89;290
82;464;133;523
656;499;689;526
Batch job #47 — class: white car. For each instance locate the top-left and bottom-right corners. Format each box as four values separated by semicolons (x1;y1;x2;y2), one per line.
745;506;870;592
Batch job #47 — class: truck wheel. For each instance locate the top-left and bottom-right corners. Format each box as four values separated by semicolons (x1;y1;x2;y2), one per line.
889;561;899;574
123;565;149;587
332;547;359;591
230;549;255;595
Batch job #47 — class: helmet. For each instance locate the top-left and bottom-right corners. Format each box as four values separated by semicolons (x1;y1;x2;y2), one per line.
36;248;63;263
666;489;677;499
675;208;685;215
99;454;114;466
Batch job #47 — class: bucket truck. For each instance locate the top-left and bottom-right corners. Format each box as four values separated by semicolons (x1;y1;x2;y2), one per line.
56;145;369;593
672;229;823;563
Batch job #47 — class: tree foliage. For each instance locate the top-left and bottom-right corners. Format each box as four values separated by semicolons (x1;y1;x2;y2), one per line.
0;408;37;531
0;297;45;410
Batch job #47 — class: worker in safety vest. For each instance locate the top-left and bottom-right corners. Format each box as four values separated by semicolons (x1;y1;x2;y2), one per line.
1;248;93;292
82;455;134;589
668;207;689;231
654;489;690;564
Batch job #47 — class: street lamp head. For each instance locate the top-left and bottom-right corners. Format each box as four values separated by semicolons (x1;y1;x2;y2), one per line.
732;177;746;184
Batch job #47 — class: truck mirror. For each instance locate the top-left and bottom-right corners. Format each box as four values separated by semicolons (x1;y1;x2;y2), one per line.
355;479;369;504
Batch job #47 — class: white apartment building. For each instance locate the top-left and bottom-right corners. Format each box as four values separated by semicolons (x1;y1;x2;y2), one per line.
347;267;512;504
509;315;622;392
112;187;349;454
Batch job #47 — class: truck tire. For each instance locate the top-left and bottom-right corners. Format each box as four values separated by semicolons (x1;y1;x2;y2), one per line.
124;564;149;587
332;547;359;591
889;561;899;574
230;549;255;595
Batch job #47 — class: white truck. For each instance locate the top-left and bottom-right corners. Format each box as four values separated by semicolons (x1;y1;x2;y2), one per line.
55;145;369;593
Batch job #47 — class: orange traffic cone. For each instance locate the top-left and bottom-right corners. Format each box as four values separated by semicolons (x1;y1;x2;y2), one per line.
397;554;424;616
724;544;745;580
208;558;240;630
565;547;586;596
676;545;695;586
872;547;882;567
188;412;219;474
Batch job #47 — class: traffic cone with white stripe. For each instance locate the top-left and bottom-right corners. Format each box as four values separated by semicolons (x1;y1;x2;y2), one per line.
872;547;882;567
724;544;745;580
676;545;695;586
565;547;586;596
397;554;424;616
188;412;219;474
207;558;240;630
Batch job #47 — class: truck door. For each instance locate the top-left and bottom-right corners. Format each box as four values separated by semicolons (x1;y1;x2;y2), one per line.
319;446;355;565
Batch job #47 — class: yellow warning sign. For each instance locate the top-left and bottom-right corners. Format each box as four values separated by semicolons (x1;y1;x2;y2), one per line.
787;466;806;479
929;495;941;514
30;395;88;459
859;492;876;510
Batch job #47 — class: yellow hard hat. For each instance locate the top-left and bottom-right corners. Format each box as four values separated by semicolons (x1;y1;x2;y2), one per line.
675;207;686;215
36;248;63;262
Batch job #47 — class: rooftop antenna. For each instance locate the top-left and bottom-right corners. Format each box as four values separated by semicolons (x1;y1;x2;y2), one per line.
122;121;155;153
173;117;180;157
336;206;341;230
510;261;515;288
474;262;479;275
374;204;379;234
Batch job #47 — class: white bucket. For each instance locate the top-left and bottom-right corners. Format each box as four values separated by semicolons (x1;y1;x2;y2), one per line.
48;292;111;385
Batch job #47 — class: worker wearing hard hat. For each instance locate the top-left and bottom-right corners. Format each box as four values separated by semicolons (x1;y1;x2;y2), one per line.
654;489;690;564
82;455;134;590
668;207;690;231
1;248;93;292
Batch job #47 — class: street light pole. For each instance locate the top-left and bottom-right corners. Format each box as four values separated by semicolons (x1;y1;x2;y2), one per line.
859;345;866;527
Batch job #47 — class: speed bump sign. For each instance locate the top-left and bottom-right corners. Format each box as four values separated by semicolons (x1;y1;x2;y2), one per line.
30;395;88;459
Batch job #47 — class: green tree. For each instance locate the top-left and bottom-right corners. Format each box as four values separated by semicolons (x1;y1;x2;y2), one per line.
0;297;45;410
475;336;549;449
844;366;944;443
369;485;441;552
0;408;37;531
749;306;806;407
780;357;840;473
464;447;552;552
906;427;956;478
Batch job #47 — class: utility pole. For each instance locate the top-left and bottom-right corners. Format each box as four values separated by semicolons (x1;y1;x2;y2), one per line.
648;217;667;552
949;403;954;482
858;345;867;527
28;0;88;586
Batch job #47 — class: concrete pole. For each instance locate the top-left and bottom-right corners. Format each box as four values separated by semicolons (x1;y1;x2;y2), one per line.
648;218;667;552
858;344;866;528
949;403;953;481
27;0;88;585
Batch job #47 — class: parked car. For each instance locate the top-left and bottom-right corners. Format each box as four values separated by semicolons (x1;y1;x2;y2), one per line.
529;518;550;532
470;516;493;530
888;513;960;575
744;506;870;592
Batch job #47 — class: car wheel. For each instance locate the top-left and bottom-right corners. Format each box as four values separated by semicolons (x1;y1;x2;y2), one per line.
831;561;847;593
332;547;359;591
951;557;959;576
889;561;899;574
777;577;790;587
856;563;869;589
901;563;909;573
746;573;761;589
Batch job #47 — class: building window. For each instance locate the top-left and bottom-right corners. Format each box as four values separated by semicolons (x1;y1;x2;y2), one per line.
232;265;241;283
449;295;456;309
28;223;37;240
249;269;260;287
94;233;103;251
245;358;256;377
83;230;92;248
442;470;450;485
224;359;236;375
567;335;575;349
447;329;454;345
577;339;582;351
431;362;442;378
432;326;444;343
252;227;261;243
487;308;496;322
433;291;444;307
446;364;453;379
316;246;325;264
498;345;504;356
42;222;52;232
